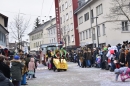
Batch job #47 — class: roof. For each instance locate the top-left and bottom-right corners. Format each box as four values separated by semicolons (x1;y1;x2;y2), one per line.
46;24;56;30
28;18;56;35
0;13;8;27
74;0;93;14
0;24;9;33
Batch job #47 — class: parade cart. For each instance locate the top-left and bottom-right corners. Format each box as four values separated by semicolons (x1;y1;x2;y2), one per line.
53;58;68;72
40;43;63;66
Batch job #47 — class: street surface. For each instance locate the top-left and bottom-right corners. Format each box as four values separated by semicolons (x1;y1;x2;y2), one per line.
27;62;130;86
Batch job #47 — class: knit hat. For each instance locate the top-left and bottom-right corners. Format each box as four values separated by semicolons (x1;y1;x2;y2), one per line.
14;55;20;60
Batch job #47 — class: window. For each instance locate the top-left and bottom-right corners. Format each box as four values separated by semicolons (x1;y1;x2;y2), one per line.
91;9;94;23
63;15;65;22
71;35;74;42
60;17;62;24
67;25;69;32
62;4;64;11
122;21;128;31
80;32;82;41
102;24;106;35
86;30;88;39
54;38;55;42
65;2;68;9
59;6;61;13
68;35;70;43
66;13;69;21
96;4;103;16
34;43;35;48
97;26;100;36
70;11;72;19
84;12;89;21
83;31;85;40
70;23;73;30
69;0;72;6
89;29;91;38
92;28;96;40
79;16;83;24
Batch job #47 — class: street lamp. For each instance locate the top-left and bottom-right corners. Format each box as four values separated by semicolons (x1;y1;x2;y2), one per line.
92;17;99;48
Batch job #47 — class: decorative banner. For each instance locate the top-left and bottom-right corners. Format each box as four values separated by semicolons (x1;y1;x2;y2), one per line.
54;0;61;43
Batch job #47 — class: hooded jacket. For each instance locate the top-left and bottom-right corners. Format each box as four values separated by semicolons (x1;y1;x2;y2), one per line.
10;59;24;81
0;72;14;86
28;58;35;71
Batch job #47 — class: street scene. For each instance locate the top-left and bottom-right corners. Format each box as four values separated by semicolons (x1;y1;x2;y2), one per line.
1;0;130;86
27;63;130;86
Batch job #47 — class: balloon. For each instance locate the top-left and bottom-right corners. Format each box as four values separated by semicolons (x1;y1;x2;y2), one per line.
110;50;114;54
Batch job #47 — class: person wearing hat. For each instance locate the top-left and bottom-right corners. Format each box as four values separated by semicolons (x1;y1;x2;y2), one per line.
10;55;24;86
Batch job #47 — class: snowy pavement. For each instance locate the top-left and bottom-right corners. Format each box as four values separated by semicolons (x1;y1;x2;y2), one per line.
26;62;130;86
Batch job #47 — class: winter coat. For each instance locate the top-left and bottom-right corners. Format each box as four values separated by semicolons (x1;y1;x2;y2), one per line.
119;53;125;67
25;57;31;68
0;72;14;86
84;52;87;60
21;59;28;75
126;52;130;68
0;62;10;79
86;51;92;60
102;51;108;62
28;58;35;71
10;60;24;81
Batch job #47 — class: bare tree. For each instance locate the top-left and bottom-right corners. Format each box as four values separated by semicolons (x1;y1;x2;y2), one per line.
107;0;130;21
9;14;30;50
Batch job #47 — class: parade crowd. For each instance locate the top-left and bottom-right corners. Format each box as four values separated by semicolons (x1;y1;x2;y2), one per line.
68;41;130;74
0;48;38;86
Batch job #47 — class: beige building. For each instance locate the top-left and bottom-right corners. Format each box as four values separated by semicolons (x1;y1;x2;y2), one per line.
0;13;9;48
59;0;79;47
74;0;130;48
28;18;56;51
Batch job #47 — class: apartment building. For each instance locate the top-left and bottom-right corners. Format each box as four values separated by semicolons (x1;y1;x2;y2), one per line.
46;24;57;43
74;0;130;48
57;0;79;48
28;18;56;51
0;13;9;48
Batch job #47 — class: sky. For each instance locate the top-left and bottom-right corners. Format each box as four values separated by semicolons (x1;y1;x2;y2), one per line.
0;0;55;43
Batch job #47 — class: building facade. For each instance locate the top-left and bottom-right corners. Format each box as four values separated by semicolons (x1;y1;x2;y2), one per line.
57;0;79;48
28;18;56;51
74;0;130;48
46;24;57;43
0;13;9;48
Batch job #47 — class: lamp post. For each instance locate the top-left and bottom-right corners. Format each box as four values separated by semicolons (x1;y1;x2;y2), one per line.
92;17;99;48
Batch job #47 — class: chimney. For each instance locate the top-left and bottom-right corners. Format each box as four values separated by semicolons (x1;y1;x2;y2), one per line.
49;16;53;25
42;20;44;24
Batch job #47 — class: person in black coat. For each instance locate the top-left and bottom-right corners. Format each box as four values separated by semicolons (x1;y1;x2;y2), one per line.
0;55;10;79
0;71;14;86
119;50;125;67
126;52;130;68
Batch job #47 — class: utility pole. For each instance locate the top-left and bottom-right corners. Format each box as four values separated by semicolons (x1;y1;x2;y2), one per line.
95;17;99;48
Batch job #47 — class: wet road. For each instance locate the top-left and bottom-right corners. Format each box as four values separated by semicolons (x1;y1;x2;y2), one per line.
26;62;130;86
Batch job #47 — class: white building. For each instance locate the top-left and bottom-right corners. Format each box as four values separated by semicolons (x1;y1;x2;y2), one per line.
28;18;56;51
74;0;130;48
58;0;80;48
0;13;9;48
46;24;57;43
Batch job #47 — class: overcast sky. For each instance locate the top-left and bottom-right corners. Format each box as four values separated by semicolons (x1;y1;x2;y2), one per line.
0;0;55;43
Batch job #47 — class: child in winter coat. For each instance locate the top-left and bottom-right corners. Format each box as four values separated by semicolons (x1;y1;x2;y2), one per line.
27;58;35;80
96;55;101;68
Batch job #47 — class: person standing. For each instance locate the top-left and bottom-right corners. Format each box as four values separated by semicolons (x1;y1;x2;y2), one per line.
11;55;24;86
0;55;10;79
0;70;14;86
27;58;35;80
